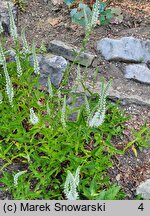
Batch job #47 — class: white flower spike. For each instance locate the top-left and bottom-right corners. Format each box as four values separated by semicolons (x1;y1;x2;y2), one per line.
30;108;39;125
15;55;23;77
32;41;40;75
21;27;30;53
14;170;27;187
8;3;18;41
0;20;3;34
0;42;14;105
64;167;80;200
88;79;111;128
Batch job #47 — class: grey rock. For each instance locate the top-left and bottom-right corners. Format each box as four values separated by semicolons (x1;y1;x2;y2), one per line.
30;53;67;88
0;0;17;35
79;80;150;107
2;49;67;88
124;64;150;84
97;37;150;63
67;94;86;121
136;179;150;199
48;40;96;67
106;86;150;107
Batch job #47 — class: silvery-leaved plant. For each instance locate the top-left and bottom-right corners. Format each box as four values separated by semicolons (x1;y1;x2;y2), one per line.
14;170;27;187
87;79;111;128
8;3;18;41
64;167;80;200
32;41;40;75
0;20;3;34
0;42;14;105
30;108;39;125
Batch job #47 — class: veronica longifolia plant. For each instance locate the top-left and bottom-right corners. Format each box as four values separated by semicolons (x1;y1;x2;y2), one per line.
0;92;3;104
0;43;14;105
47;76;53;98
61;95;67;128
84;0;100;32
30;108;39;125
64;167;80;200
21;27;30;53
0;20;3;34
87;79;112;128
14;170;27;187
15;55;23;77
32;41;40;75
8;3;18;41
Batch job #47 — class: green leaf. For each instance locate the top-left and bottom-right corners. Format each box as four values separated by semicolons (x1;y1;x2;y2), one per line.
90;178;98;197
70;8;77;17
64;0;75;6
96;185;121;200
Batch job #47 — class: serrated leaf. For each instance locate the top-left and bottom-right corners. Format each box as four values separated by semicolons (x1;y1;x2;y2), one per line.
96;185;121;200
90;178;98;196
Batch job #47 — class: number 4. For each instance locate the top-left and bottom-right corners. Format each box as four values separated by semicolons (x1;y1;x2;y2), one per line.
138;203;144;211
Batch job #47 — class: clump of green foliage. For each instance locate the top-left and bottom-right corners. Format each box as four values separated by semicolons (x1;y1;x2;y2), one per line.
12;0;28;11
64;0;113;27
0;49;127;199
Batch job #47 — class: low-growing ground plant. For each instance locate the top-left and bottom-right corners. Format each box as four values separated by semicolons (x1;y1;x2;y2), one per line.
64;0;113;27
12;0;28;11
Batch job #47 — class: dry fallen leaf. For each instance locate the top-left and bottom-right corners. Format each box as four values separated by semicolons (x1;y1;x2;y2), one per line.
46;17;62;26
37;98;45;106
116;174;121;181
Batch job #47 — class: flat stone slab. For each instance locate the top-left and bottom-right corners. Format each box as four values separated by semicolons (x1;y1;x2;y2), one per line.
97;37;150;63
84;81;150;107
124;64;150;84
48;40;95;67
0;0;17;35
30;53;67;88
74;61;150;107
